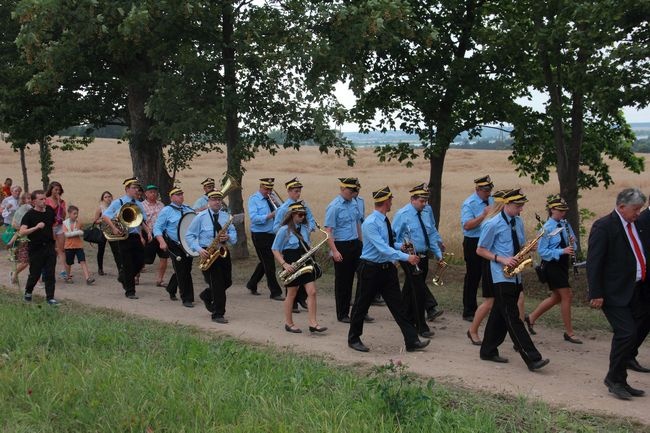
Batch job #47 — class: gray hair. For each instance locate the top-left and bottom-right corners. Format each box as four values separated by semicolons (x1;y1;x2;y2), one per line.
616;188;646;206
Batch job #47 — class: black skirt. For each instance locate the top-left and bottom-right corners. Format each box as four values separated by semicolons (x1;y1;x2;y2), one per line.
544;255;570;289
282;248;315;287
481;258;494;298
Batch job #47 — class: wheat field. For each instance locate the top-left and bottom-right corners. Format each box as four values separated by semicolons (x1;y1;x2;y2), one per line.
1;138;648;252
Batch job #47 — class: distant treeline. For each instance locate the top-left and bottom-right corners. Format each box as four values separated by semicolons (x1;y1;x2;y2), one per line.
58;125;126;139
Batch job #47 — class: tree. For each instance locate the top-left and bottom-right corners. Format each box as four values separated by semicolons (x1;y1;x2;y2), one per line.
316;0;524;225
507;0;649;249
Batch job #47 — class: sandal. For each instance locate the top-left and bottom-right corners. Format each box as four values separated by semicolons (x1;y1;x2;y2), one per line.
156;281;166;288
309;325;328;333
524;314;536;335
284;324;302;333
563;333;583;344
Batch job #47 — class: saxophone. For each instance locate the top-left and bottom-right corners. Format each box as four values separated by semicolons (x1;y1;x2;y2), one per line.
198;214;234;271
503;215;564;277
277;223;329;286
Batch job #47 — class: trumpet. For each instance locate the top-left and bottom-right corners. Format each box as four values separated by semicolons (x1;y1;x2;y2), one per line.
403;227;422;275
432;252;454;286
268;189;284;210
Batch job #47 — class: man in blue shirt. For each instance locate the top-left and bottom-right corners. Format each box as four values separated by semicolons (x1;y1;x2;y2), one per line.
273;177;316;311
348;186;430;353
154;187;196;307
325;177;364;323
394;183;444;338
460;175;495;321
476;188;549;371
102;177;149;299
185;190;237;323
193;178;215;212
246;178;284;300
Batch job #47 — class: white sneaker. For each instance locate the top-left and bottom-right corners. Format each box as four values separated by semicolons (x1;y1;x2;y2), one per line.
47;299;59;306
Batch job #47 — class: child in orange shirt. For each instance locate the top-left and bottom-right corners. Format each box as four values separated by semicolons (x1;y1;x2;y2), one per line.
63;205;95;285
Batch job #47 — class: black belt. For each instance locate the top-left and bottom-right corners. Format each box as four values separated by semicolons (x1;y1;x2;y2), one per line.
360;259;393;270
335;239;359;245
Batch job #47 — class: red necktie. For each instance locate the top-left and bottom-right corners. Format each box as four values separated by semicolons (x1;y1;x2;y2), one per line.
627;223;646;281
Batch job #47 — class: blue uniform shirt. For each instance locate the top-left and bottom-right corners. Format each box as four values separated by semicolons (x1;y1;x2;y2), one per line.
478;212;526;284
355;196;366;222
272;224;312;251
360;210;409;263
153;203;194;243
393;203;442;259
102;194;147;235
193;195;209;211
324;194;361;241
461;192;494;238
273;199;316;233
248;191;274;233
538;218;575;262
185;208;237;253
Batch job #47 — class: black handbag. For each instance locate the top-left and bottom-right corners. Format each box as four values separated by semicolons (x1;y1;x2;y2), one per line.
83;225;104;244
535;261;547;284
312;262;323;280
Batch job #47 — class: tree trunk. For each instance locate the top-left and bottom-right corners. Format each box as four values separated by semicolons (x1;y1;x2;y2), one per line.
428;141;448;229
38;137;52;189
126;82;172;202
222;1;249;259
19;147;29;193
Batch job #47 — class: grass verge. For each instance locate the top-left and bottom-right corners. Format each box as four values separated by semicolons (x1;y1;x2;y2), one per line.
0;289;644;433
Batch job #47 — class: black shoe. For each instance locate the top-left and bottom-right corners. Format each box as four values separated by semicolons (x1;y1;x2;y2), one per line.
246;283;261;295
166;286;178;301
212;316;229;324
298;299;308;309
627;358;650;373
466;330;482;346
371;297;386;306
182;301;194;308
199;291;214;312
528;358;550;371
126;294;139;300
524;314;536;335
563;333;583;344
309;325;328;333
604;378;632;400
420;330;435;339
285;324;302;333
480;355;509;363
270;294;285;301
406;339;430;352
363;314;375;323
427;308;444;321
348;341;369;352
624;383;645;397
98;269;105;276
462;315;474;322
339;316;351;324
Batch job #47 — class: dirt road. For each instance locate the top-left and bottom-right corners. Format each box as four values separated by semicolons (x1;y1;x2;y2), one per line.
2;253;649;425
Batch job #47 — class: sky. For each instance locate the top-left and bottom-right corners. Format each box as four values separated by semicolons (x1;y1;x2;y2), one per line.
334;83;650;132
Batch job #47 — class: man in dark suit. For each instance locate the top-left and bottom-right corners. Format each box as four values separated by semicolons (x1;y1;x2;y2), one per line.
587;188;649;400
631;204;650;373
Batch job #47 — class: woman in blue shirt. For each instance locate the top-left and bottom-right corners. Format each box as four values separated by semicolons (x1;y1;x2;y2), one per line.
525;197;581;344
272;202;327;334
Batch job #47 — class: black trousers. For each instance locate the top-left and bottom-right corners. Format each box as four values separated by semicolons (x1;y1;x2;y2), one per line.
480;282;542;366
201;255;232;318
604;283;649;384
97;237;107;271
115;234;145;297
334;239;362;320
462;236;482;317
165;239;195;303
248;232;282;298
348;261;420;348
25;243;57;300
400;259;431;334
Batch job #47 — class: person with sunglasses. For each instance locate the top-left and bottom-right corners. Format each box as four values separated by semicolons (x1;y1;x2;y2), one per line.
272;201;327;334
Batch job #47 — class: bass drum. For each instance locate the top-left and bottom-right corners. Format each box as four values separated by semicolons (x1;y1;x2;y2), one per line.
177;212;199;257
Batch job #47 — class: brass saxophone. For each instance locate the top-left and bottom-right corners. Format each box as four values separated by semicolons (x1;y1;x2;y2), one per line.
198;214;234;271
277;223;329;286
503;230;545;278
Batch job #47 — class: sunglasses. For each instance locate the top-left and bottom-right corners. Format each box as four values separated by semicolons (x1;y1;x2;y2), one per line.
296;212;306;217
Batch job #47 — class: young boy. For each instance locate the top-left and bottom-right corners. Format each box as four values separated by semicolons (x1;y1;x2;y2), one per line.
62;205;95;285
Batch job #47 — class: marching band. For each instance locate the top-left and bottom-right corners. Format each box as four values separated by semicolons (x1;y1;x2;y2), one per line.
9;172;650;401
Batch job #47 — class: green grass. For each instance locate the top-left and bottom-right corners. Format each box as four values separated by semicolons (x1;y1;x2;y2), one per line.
0;290;644;433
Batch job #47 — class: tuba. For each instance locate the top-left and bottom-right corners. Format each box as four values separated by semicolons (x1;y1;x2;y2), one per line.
277;223;328;286
101;203;144;241
432;252;454;286
219;174;240;212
